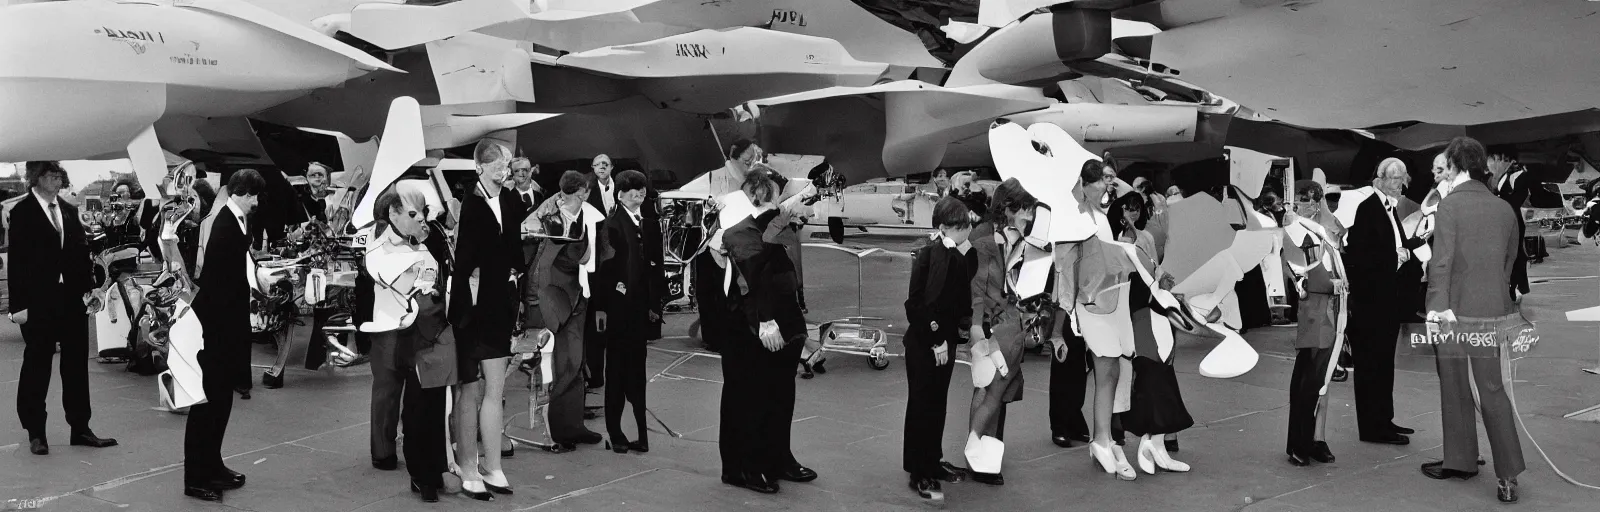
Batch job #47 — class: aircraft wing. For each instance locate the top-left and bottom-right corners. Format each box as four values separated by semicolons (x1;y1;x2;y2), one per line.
1120;0;1600;128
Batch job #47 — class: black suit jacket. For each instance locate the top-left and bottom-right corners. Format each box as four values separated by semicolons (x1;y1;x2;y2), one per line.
723;209;805;344
194;210;251;342
594;207;663;342
904;241;975;349
6;193;93;316
587;177;617;216
1344;193;1423;311
447;193;519;339
506;187;543;270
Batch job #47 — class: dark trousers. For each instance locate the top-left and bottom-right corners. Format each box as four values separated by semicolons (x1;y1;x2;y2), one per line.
604;338;647;444
719;335;802;477
548;298;591;443
400;367;447;487
368;333;404;464
185;340;241;485
1048;332;1091;439
16;298;91;437
1286;347;1333;455
693;254;730;351
902;340;954;477
1435;351;1525;479
585;310;605;388
1349;307;1399;437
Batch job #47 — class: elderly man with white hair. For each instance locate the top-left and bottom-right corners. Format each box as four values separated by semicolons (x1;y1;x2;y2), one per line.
1344;157;1426;446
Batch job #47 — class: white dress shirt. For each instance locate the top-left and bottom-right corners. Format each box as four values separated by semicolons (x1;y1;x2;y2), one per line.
598;178;616;213
226;198;260;292
32;190;64;283
1370;189;1405;251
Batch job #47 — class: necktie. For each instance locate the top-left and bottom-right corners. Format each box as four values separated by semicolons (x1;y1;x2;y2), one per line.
47;202;61;238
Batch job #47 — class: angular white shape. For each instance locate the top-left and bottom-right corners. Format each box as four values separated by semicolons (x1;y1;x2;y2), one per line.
353;97;425;227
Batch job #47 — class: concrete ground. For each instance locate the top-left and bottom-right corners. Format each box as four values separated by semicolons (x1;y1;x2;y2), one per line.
1;236;1598;511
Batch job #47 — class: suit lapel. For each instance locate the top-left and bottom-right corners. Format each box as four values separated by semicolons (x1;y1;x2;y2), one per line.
924;243;950;308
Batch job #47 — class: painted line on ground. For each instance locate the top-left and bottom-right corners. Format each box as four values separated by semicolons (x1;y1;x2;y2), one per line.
514;469;659;511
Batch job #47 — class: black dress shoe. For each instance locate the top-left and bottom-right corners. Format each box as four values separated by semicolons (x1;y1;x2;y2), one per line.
609;439;630;454
725;472;778;494
410;481;439;503
185;485;223;501
547;443;576;453
373;457;398;470
218;467;246;486
1287;452;1311;467
1390;423;1416;435
1165;438;1180;453
1420;461;1479;480
935;461;968;483
1311;441;1336;463
262;371;283;389
1052;435;1073;448
1360;433;1410;445
576;431;604;445
206;477;244;491
70;431;118;448
29;436;48;455
1497;478;1518;503
459;486;494;501
502;444;515;458
627;440;649;453
971;471;1004;486
236;387;251;400
909;476;942;499
777;464;817;483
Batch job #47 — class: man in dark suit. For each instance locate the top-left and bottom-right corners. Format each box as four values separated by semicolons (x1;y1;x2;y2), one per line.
584;154;618;389
184;169;267;501
593;170;662;454
1344;163;1422;445
300;162;333;224
1376;158;1427;324
526;171;606;451
8;161;118;456
1421;139;1526;503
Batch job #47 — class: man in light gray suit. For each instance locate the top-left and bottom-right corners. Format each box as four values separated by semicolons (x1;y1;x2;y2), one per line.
1421;137;1525;504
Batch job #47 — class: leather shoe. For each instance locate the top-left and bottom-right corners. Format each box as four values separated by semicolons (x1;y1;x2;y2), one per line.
1164;438;1180;453
184;485;222;501
1360;433;1410;445
262;371;284;389
575;431;604;445
29;436;48;455
1420;461;1478;480
1311;441;1336;463
777;464;817;483
217;467;246;486
70;431;118;448
1052;435;1073;448
1497;478;1518;503
1389;423;1415;435
1287;452;1311;467
547;443;576;454
609;439;629;454
935;461;968;483
410;481;439;503
502;444;514;458
909;476;942;499
236;387;250;400
373;457;398;471
627;440;649;453
724;472;778;494
971;471;1004;486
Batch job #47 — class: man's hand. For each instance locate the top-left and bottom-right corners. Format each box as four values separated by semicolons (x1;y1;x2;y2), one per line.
595;311;608;333
1397;247;1411;264
933;342;949;366
759;320;784;352
648;310;661;323
929;320;939;332
1330;278;1348;295
9;310;27;325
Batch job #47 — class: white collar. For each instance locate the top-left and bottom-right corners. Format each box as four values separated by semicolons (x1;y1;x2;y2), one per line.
938;232;972;255
1372;188;1395;208
598;178;613;190
622;203;641;221
226;197;248;222
1437;172;1474;198
31;189;58;208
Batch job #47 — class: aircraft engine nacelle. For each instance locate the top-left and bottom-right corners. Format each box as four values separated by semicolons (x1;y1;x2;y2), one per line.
0;0;392;162
1006;102;1201;153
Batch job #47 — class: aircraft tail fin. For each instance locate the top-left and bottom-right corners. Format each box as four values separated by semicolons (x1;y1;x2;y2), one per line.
352;97;425;228
425;32;536;105
348;0;528;51
179;0;400;72
421;107;560;149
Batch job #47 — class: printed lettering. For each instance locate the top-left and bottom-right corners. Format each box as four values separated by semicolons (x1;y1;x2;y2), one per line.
169;54;218;66
674;43;710;59
771;9;807;27
100;27;165;44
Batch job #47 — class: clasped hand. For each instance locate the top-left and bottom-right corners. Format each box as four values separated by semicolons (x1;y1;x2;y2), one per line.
759;320;784;352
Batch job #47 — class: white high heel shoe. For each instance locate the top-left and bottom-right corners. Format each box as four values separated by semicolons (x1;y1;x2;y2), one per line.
1152;439;1191;472
1110;444;1138;481
1136;437;1159;475
1091;441;1137;481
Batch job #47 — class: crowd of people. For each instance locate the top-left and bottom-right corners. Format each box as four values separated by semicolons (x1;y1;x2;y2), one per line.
4;134;1535;505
